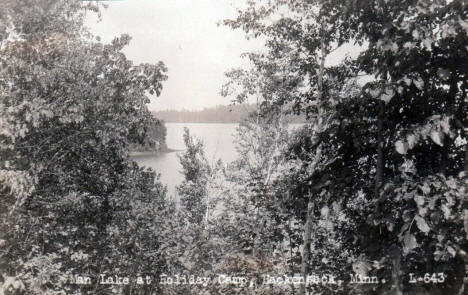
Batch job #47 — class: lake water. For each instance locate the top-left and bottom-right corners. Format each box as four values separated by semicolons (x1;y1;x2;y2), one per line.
132;122;304;199
131;123;240;198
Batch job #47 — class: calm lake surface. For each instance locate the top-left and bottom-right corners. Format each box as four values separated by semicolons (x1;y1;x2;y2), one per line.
131;123;239;198
132;122;304;199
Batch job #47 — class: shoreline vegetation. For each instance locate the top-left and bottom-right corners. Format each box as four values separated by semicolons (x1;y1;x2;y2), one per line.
129;117;168;154
129;147;179;157
152;104;306;124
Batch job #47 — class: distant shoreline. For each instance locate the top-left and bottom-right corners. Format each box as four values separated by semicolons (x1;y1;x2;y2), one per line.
161;121;304;124
129;147;179;157
152;104;307;124
163;121;239;124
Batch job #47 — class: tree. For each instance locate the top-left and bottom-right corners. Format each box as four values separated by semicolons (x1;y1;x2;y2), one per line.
224;2;364;294
0;1;170;293
168;129;228;294
222;112;291;282
177;128;212;225
226;0;468;294
130;117;168;153
324;1;468;293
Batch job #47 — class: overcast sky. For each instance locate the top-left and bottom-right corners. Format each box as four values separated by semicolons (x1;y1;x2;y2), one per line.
85;0;361;111
84;0;262;111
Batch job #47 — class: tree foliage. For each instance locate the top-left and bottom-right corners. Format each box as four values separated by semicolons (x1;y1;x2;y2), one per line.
0;1;170;294
222;0;468;294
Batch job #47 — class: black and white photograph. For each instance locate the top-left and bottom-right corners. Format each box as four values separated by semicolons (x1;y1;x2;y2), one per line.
0;0;467;294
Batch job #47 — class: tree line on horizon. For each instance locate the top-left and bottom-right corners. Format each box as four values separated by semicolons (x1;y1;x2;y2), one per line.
153;104;307;123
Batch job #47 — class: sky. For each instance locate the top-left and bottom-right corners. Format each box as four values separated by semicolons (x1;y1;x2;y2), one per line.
84;0;362;111
84;0;263;111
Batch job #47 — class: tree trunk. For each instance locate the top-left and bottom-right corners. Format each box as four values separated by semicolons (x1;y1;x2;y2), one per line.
374;82;401;293
460;144;468;295
390;249;403;295
375;100;384;199
300;27;326;295
300;201;314;295
465;143;468;177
